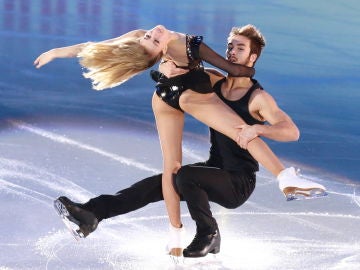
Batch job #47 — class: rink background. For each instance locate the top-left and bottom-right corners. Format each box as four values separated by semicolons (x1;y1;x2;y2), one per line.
0;0;359;269
0;118;359;269
1;0;359;182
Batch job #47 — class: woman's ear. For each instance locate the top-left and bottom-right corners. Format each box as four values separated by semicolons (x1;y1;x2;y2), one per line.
162;45;168;55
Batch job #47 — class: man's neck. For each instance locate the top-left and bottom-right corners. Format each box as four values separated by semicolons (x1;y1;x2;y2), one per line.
220;76;253;101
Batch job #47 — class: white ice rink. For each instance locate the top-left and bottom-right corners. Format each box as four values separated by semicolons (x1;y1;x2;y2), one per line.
0;116;359;270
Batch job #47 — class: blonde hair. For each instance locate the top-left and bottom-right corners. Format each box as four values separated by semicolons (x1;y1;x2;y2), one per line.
78;37;161;90
228;25;266;63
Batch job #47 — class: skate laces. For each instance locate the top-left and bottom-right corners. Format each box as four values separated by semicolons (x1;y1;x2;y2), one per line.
278;167;326;191
277;167;304;190
277;167;297;180
186;232;204;250
186;230;217;250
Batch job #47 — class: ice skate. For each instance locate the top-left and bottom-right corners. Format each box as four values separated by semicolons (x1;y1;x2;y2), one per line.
166;224;185;261
183;229;221;258
54;196;98;240
277;167;327;201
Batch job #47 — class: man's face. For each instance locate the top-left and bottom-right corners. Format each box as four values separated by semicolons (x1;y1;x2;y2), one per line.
226;35;253;66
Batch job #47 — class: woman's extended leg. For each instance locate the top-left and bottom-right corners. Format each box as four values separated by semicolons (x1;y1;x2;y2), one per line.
179;91;284;176
152;93;185;256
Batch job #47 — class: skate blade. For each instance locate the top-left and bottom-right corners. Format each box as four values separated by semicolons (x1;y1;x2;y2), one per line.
53;199;85;241
284;187;328;201
168;248;184;265
169;254;184;265
181;254;222;267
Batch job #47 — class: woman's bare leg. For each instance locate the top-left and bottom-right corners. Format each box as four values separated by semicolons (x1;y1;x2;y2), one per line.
152;93;184;256
180;91;285;176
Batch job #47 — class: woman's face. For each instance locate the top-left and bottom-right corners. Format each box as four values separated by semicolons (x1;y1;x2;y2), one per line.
139;25;170;57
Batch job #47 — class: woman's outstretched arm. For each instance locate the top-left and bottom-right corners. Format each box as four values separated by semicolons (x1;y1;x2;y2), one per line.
33;42;90;68
33;29;145;69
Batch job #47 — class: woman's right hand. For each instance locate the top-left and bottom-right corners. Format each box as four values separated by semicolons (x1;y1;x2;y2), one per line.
159;60;188;78
33;49;57;68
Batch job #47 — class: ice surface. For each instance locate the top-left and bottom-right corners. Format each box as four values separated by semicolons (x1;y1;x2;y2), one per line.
0;117;359;270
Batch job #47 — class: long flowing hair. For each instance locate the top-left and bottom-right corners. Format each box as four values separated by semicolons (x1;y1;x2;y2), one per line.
78;37;161;90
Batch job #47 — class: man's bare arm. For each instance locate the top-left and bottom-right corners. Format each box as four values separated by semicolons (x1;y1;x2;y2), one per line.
245;89;300;142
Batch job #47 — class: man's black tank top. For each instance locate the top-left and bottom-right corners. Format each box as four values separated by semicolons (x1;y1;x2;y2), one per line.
206;78;264;173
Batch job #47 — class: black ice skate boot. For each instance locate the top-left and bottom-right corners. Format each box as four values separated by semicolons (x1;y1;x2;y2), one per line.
183;229;221;258
54;196;98;239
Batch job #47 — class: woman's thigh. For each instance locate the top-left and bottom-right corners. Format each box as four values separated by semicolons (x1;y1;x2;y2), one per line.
152;92;184;172
179;90;246;142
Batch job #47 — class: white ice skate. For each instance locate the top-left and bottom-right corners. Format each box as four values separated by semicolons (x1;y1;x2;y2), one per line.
277;167;327;201
166;224;186;262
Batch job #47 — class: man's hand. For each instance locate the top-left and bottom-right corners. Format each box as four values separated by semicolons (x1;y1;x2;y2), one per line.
235;124;259;149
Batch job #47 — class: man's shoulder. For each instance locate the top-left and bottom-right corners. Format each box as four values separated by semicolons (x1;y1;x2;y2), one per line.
249;88;276;107
251;78;264;90
205;68;226;86
250;78;271;96
247;79;269;100
205;68;224;77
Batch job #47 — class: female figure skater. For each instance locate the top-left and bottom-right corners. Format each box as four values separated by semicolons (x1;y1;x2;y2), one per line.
34;25;325;256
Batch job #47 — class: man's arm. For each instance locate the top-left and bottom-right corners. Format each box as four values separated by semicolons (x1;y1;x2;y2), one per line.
237;89;300;145
253;90;300;141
